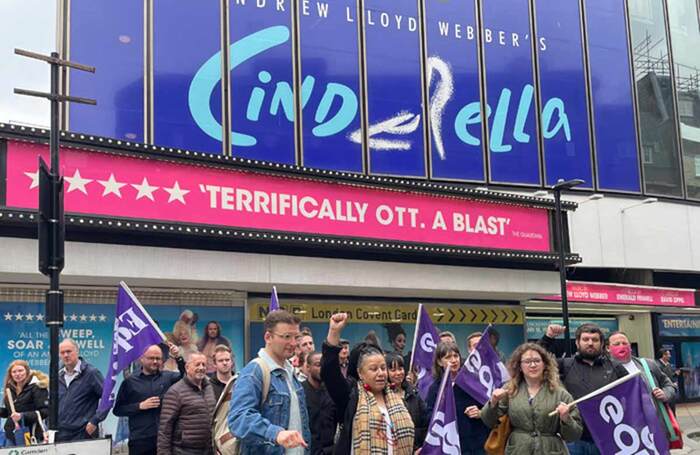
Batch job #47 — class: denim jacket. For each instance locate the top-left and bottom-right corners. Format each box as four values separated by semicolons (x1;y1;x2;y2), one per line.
228;350;311;455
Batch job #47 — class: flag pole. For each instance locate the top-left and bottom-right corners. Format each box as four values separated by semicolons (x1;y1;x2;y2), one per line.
119;281;166;341
547;371;641;416
408;303;423;373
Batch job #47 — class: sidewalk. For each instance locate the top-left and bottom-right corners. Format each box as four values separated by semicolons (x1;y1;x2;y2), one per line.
674;403;700;454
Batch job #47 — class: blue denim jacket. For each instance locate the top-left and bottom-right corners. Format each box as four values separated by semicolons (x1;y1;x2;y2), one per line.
228;352;311;455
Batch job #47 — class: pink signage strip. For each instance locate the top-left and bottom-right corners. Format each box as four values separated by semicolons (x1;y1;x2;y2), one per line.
4;140;551;252
543;281;696;308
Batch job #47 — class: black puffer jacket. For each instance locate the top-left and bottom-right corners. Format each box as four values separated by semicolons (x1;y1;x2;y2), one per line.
0;372;49;444
401;383;428;449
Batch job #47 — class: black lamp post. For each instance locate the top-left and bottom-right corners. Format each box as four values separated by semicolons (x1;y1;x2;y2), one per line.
552;178;584;357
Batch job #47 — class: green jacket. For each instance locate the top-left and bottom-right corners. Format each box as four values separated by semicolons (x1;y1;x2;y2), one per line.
481;382;582;455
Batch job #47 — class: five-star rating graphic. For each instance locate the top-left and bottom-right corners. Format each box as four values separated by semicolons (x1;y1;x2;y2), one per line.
4;312;108;323
23;168;191;205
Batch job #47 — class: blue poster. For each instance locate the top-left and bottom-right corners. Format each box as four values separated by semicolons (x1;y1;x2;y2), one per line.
585;0;641;192
425;0;485;181
229;0;297;163
658;315;700;338
298;0;363;172
69;0;144;142
0;301;244;441
365;0;426;177
482;0;540;185
535;0;593;188
154;1;223;154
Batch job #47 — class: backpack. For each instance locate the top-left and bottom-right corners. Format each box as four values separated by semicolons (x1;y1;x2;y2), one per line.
212;358;271;455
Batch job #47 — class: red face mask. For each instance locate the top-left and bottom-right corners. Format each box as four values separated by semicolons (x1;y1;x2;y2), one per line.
609;344;632;361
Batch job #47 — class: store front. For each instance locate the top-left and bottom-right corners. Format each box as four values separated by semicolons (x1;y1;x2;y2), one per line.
654;313;700;402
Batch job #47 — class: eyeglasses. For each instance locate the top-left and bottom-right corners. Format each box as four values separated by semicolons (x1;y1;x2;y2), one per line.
272;332;300;341
520;358;543;366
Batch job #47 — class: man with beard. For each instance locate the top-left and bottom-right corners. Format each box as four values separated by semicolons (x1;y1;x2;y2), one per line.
302;352;336;455
540;323;627;455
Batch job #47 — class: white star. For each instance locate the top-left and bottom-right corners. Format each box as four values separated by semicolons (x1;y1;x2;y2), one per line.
24;170;39;189
132;178;159;201
14;313;24;321
98;314;107;322
79;314;88;322
163;181;190;204
4;313;12;321
35;314;44;321
69;313;78;321
25;313;35;321
64;169;92;194
97;173;126;198
89;314;97;322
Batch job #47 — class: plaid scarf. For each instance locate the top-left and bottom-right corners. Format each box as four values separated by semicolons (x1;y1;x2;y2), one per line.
351;382;415;454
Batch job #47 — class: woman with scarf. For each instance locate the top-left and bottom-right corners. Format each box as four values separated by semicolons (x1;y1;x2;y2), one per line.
321;313;415;455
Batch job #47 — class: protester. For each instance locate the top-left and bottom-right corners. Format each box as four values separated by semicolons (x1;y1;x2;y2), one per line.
439;331;456;344
197;321;231;374
426;341;489;455
0;360;48;445
322;313;415;454
384;323;407;355
57;338;107;442
481;343;582;454
208;344;235;401
488;327;506;363
228;309;310;453
540;324;627;455
302;352;337;455
294;331;315;381
113;343;185;455
157;353;216;455
385;351;428;449
339;339;350;378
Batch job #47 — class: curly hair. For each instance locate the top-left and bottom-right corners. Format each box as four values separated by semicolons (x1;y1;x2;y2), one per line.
504;343;560;396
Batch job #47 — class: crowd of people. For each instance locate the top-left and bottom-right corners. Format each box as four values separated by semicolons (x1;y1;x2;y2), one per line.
0;310;682;454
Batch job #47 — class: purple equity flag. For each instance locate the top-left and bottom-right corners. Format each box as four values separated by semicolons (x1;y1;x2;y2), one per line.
454;325;509;405
422;369;461;455
577;373;670;455
97;282;166;414
410;304;440;400
269;286;280;311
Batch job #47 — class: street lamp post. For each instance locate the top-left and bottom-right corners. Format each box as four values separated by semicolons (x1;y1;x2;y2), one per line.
552;178;584;357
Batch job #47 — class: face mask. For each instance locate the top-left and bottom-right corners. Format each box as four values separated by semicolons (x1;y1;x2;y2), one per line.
609;344;631;361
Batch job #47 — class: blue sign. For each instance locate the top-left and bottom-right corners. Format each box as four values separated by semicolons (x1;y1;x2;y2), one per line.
482;0;541;185
425;0;485;181
585;0;641;192
154;1;223;154
298;0;363;172
227;0;296;164
70;0;144;142
536;0;593;188
365;0;426;177
658;315;700;338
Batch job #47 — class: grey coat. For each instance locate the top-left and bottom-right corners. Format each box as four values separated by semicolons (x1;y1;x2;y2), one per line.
633;357;677;403
481;382;582;455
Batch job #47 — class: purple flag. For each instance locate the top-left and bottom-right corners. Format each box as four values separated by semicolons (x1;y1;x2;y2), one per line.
269;286;280;311
410;304;440;400
422;369;461;455
97;282;165;413
578;374;670;455
454;325;509;405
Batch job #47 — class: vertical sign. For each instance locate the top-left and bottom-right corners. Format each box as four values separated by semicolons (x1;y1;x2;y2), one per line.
425;0;485;182
365;0;427;177
585;0;641;192
482;0;541;185
229;0;296;164
535;0;593;188
298;0;363;172
154;1;223;154
69;0;144;141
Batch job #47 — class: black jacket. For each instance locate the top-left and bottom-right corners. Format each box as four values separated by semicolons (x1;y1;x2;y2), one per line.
113;357;185;443
401;383;428;449
303;380;337;455
58;358;108;432
540;335;627;441
425;378;490;454
0;374;49;444
321;342;359;455
206;372;231;402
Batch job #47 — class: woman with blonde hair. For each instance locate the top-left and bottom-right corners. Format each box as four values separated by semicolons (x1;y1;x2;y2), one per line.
164;320;198;371
481;343;582;454
0;360;49;445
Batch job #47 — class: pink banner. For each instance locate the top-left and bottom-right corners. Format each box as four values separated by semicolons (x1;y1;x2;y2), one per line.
5;140;551;252
544;281;696;307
